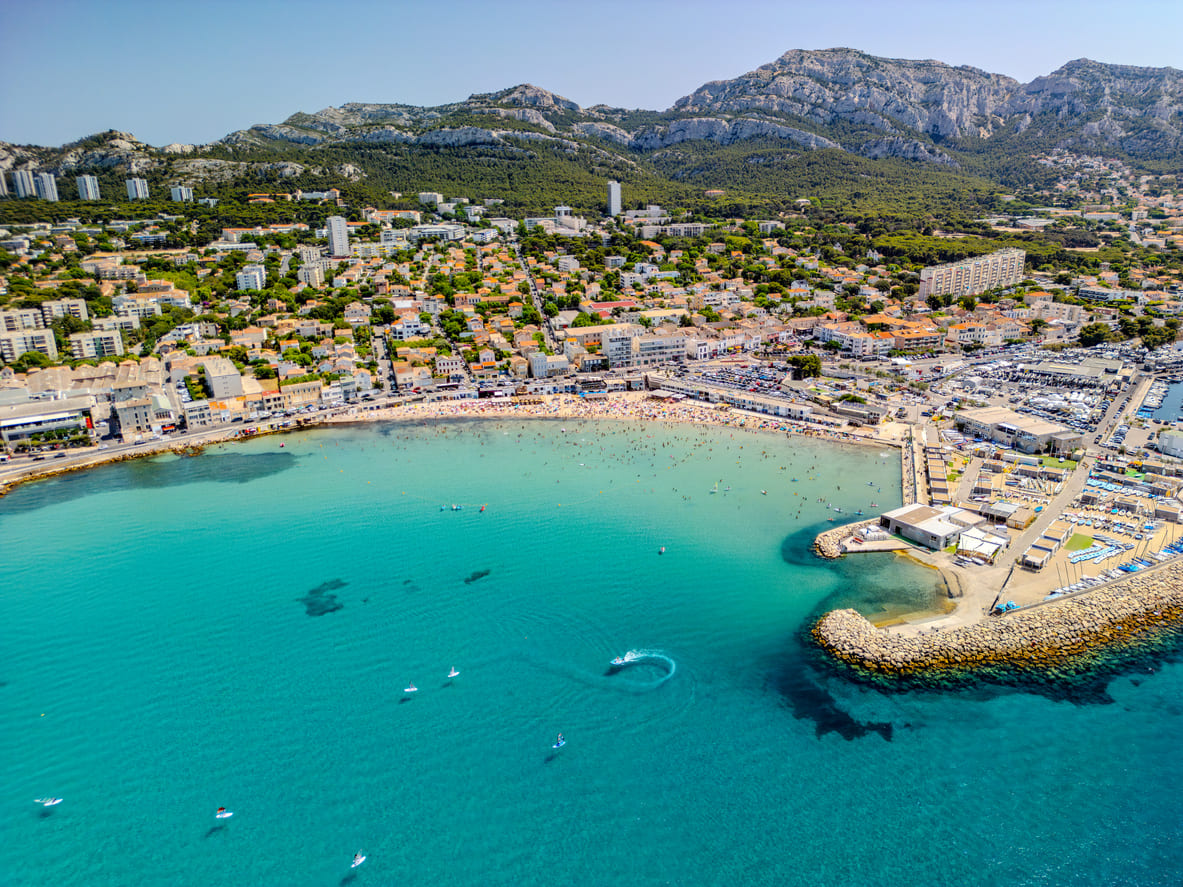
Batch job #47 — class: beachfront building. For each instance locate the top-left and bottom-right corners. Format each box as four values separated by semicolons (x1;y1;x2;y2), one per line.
645;372;814;421
879;504;983;551
918;248;1026;299
202;357;244;399
955;406;1082;455
0;395;97;450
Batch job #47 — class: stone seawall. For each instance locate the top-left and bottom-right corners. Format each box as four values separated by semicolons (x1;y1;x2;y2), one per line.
813;562;1183;681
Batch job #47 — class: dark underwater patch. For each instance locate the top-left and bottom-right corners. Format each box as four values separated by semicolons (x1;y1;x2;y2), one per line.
0;450;296;519
463;569;491;585
299;578;346;616
770;640;895;741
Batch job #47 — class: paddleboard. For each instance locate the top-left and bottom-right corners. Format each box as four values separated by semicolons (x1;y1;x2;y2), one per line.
352;855;367;868
553;740;566;749
215;810;233;819
35;798;63;807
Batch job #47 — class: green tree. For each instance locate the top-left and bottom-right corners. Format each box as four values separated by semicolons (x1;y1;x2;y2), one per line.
787;353;822;378
11;350;54;372
1078;323;1113;347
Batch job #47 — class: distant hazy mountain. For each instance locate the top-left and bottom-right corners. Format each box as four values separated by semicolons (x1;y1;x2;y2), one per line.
2;49;1179;206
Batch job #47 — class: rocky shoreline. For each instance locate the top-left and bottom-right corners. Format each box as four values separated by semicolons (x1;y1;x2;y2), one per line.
812;562;1183;684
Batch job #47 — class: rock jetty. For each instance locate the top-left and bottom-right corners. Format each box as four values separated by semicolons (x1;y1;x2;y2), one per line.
813;562;1183;682
813;519;877;558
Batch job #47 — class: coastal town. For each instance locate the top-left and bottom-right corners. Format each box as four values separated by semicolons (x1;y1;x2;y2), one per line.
3;160;1183;653
8;20;1183;886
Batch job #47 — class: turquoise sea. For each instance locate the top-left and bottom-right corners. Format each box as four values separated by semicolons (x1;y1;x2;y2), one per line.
3;419;1181;886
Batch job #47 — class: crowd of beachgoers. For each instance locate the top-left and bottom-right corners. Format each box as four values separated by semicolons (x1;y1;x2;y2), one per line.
328;392;901;449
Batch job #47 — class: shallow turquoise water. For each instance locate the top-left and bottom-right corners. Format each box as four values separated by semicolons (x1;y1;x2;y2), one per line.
2;419;1181;886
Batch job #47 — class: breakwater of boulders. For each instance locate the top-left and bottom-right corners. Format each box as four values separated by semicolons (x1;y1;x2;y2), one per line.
812;562;1183;686
813;520;877;558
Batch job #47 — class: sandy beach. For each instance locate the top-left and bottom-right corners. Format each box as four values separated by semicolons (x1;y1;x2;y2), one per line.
327;392;906;449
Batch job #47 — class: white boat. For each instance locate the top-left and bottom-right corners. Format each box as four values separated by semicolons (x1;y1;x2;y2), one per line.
447;668;460;678
352;853;367;869
34;798;63;807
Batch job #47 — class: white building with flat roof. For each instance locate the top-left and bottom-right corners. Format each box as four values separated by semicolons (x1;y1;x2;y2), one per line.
34;173;59;201
76;175;101;201
879;504;982;550
69;330;125;359
126;178;150;200
0;329;59;362
170;186;194;202
327;215;350;257
236;264;267;291
918;248;1026;299
12;170;35;198
201;357;244;399
607;180;621;216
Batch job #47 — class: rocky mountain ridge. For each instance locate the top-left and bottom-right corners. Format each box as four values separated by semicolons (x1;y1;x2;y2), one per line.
1;50;1179;191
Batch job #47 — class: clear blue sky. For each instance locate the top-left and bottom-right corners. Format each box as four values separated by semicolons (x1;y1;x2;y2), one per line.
1;0;1179;147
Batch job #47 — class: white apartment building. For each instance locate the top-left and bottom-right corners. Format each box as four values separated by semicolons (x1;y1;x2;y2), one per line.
112;294;164;319
34;173;59;201
41;298;88;323
76;175;101;201
94;315;141;333
607;180;621;217
918;248;1026;299
297;265;325;287
407;223;465;242
0;171;7;197
297;246;323;265
12;170;35;198
1031;299;1087;324
69;330;125;359
418;192;443;206
327;215;350;257
202;357;244;399
236;265;267;291
126;178;150;200
170;186;194;202
0;329;59;362
0;308;45;332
